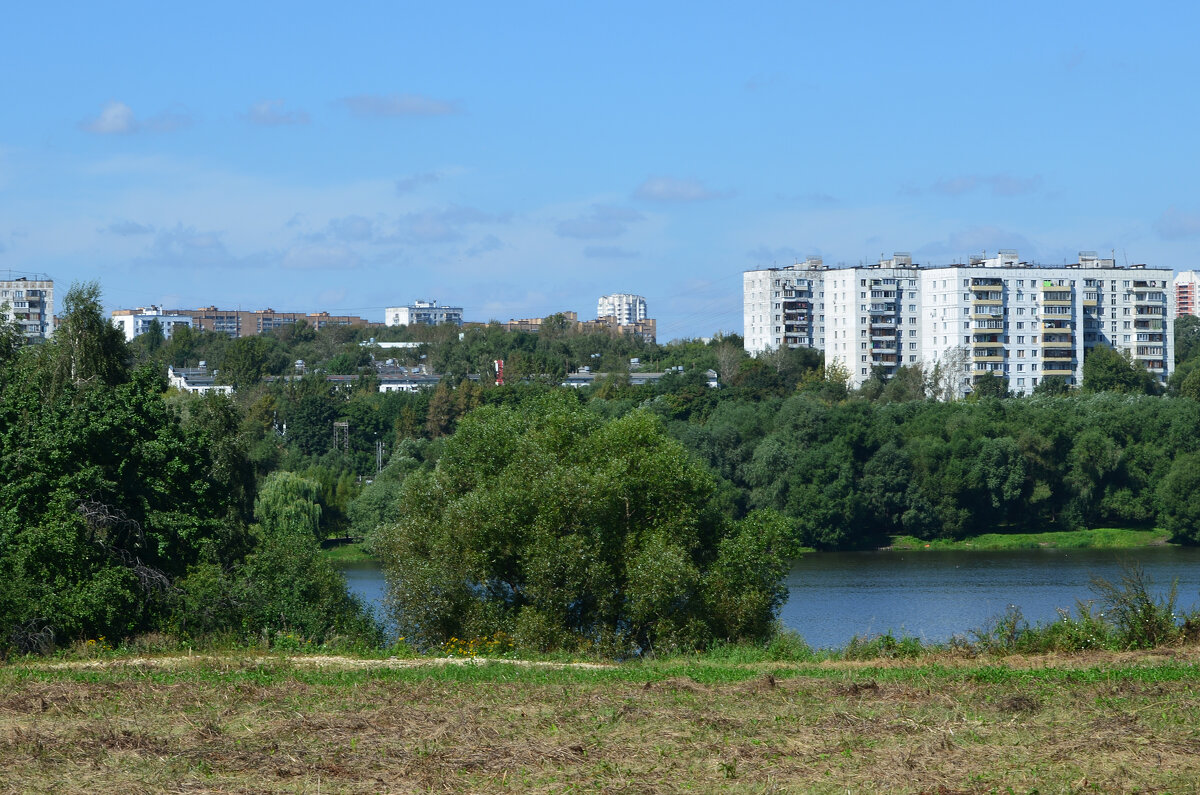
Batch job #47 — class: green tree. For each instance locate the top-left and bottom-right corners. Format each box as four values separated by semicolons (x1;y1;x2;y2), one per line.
220;336;273;391
970;371;1010;399
1033;375;1070;396
47;281;129;397
1157;452;1200;543
1082;345;1158;395
375;394;792;654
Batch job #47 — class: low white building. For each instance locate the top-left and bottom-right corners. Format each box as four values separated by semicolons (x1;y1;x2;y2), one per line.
167;365;233;395
384;300;463;327
111;307;192;342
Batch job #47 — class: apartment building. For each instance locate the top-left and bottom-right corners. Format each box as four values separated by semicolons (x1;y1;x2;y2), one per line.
150;307;368;337
1175;271;1199;317
110;306;193;341
385;300;463;327
744;251;1173;397
743;257;827;354
596;293;648;326
0;277;54;342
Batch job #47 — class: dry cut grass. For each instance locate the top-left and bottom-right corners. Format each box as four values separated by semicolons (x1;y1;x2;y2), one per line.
1;649;1199;793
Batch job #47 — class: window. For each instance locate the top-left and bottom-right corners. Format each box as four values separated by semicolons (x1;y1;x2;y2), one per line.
909;342;917;350
1017;378;1025;386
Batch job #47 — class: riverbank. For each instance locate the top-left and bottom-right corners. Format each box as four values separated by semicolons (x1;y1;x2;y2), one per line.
889;526;1172;551
320;540;375;565
3;647;1198;792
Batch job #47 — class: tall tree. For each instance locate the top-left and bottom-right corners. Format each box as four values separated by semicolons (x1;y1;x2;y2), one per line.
47;281;128;397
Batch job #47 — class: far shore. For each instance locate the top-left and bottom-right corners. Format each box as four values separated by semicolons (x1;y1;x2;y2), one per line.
323;528;1178;566
886;527;1172;551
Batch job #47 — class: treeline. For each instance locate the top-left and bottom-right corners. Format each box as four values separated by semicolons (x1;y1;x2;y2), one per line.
0;285;376;655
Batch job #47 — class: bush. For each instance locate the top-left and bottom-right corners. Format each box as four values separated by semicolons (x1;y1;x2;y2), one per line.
376;394;793;655
1090;563;1181;649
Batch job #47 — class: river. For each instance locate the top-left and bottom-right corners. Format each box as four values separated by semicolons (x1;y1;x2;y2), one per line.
338;546;1200;649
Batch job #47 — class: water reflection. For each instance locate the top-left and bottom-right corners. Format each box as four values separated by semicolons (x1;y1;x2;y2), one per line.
337;546;1200;650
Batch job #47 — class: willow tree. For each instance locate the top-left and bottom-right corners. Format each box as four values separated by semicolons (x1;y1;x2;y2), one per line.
375;392;793;655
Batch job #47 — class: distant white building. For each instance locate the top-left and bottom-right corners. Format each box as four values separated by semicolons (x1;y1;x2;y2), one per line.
745;250;1174;397
384;300;463;327
597;293;647;325
167;365;233;395
111;307;193;342
0;277;54;343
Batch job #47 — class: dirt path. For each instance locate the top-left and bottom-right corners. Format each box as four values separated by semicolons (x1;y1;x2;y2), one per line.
24;644;1200;674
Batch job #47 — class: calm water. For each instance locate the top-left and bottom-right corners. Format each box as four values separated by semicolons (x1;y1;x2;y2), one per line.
338;546;1200;649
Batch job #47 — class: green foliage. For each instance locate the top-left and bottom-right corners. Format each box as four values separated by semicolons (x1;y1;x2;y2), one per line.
1157;451;1200;543
170;472;379;645
1033;374;1070;396
1089;563;1180;650
1082;345;1159;395
46;281;129;396
376;395;792;655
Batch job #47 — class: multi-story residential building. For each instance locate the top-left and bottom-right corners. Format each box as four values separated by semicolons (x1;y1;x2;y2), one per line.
385;300;463;327
1175;271;1199;317
744;251;1174;397
116;307;369;338
0;277;54;342
596;293;648;326
743;257;827;354
110;306;193;341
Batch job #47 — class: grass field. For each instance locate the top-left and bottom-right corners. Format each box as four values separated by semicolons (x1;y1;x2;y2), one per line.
890;527;1172;551
3;647;1199;793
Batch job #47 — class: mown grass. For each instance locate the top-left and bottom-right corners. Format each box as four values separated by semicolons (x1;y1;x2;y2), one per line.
891;526;1171;550
3;648;1200;793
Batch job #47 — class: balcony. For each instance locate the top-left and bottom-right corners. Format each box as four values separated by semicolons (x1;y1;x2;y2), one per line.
1041;338;1073;348
1042;361;1074;373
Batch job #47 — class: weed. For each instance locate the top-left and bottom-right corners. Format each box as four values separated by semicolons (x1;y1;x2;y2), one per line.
1089;562;1181;649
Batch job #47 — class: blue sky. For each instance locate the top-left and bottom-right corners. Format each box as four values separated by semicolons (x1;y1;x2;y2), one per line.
2;1;1198;340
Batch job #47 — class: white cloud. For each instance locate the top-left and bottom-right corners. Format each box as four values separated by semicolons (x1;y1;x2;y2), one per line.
337;93;458;118
1154;207;1200;240
106;220;154;236
395;205;506;245
81;101;137;134
80;102;192;135
915;226;1037;258
467;235;503;257
244;99;310;126
929;174;1042;198
555;204;643;239
634;176;724;202
327;215;374;243
136;224;243;269
283;244;361;270
395;172;440;193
